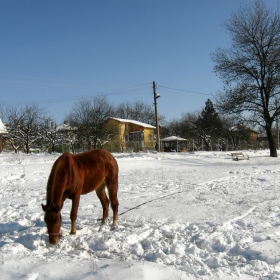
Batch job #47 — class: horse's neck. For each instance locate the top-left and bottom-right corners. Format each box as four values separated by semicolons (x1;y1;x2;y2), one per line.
47;183;64;207
47;156;71;207
47;163;67;207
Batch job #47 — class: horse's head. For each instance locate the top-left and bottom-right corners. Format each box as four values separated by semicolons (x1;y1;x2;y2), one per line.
41;203;62;244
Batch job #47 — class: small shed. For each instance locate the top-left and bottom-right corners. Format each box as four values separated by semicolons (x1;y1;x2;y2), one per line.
161;136;188;152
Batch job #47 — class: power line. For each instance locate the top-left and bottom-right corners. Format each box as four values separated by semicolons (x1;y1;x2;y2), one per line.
1;83;152;105
38;84;152;103
1;81;213;106
157;84;212;96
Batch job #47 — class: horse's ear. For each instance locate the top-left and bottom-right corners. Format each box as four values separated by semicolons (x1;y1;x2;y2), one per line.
41;204;47;212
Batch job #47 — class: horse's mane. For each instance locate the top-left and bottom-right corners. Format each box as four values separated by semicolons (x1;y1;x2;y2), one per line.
46;153;72;206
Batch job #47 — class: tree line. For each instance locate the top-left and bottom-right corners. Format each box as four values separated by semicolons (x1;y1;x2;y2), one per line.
0;95;265;154
0;95;166;153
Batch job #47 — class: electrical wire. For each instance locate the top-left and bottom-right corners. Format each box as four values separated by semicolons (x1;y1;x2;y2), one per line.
1;80;213;106
1;83;152;105
157;84;212;96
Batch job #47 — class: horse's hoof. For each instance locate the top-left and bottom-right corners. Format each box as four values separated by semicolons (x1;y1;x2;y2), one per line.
70;230;76;235
110;225;118;231
99;223;108;232
102;218;109;225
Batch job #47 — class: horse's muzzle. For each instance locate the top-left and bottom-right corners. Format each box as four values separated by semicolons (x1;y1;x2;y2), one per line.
48;232;61;245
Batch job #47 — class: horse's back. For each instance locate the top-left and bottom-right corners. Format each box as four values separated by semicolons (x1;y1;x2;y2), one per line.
72;149;118;171
50;150;118;195
72;150;118;193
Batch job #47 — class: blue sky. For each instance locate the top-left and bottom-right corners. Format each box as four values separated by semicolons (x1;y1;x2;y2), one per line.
1;0;279;123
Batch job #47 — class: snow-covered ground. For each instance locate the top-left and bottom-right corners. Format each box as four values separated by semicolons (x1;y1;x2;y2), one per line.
0;150;280;279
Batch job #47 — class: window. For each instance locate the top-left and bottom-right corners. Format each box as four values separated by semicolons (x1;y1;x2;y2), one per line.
129;131;143;141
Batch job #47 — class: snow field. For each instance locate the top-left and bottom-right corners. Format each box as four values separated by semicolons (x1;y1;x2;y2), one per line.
0;151;280;279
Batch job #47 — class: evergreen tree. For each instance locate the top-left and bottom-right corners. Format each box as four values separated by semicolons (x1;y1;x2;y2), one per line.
195;99;224;150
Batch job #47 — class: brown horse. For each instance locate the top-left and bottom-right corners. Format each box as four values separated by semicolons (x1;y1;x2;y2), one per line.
41;149;119;244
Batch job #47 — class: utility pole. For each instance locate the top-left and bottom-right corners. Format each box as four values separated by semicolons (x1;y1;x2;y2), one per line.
153;81;161;152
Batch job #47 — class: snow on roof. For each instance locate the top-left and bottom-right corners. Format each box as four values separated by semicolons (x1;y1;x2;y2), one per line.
56;123;78;132
56;123;71;131
109;117;156;129
161;136;188;142
0;119;7;134
230;125;258;134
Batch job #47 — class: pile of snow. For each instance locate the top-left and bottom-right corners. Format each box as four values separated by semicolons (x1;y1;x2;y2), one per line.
0;150;280;279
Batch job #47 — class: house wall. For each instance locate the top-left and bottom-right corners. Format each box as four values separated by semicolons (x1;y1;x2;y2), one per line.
143;127;155;147
249;131;258;142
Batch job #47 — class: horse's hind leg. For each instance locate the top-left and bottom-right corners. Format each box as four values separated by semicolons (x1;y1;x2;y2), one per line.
96;182;110;225
107;180;119;228
110;196;119;228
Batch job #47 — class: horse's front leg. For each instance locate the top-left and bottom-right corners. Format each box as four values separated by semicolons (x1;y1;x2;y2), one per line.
70;195;80;234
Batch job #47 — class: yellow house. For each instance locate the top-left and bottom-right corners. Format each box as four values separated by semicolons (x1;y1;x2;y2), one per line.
103;117;156;153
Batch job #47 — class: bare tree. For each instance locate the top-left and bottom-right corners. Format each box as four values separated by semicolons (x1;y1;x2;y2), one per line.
115;102;131;120
3;104;49;153
212;0;280;157
66;95;117;150
163;111;200;151
41;121;67;153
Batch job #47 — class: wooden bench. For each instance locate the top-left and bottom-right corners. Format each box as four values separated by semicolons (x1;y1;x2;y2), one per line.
231;152;249;161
